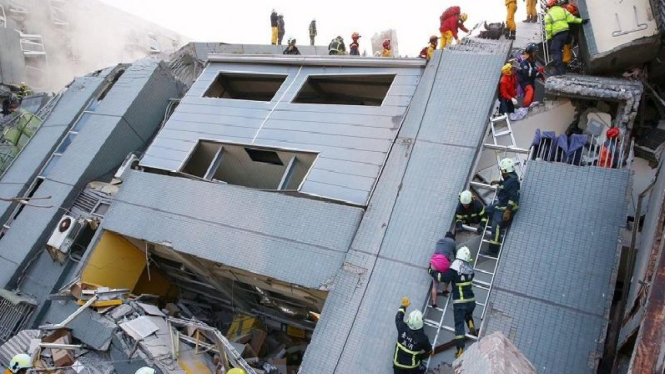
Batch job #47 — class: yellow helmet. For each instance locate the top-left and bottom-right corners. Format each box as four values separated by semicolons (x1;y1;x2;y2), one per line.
8;354;32;373
460;13;468;22
228;369;247;374
501;63;513;75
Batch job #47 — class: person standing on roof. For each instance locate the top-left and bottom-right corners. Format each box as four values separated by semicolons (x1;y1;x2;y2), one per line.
309;19;317;46
517;43;545;108
439;6;469;48
545;0;587;75
381;39;393;57
283;38;301;55
455;190;488;232
562;1;581;69
270;10;279;45
429;247;477;358
328;36;346;55
424;35;438;61
505;0;517;40
277;14;285;45
524;0;538;22
349;32;361;56
486;158;520;255
499;63;518;115
5;354;32;374
393;297;432;374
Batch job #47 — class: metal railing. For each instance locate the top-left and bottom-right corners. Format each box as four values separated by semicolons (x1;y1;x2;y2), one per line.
532;132;627;169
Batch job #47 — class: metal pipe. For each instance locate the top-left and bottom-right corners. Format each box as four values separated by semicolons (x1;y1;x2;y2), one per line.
207;54;427;68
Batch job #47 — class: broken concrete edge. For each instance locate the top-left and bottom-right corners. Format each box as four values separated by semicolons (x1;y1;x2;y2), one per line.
452;331;537;373
545;74;644;131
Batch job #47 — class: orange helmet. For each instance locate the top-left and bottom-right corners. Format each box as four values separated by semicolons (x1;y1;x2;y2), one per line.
547;0;558;7
383;39;391;49
352;32;361;40
566;3;579;15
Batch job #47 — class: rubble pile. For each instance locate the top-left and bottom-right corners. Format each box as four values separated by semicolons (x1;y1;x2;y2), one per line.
0;280;310;373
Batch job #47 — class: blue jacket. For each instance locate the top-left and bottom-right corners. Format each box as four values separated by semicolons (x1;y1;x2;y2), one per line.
496;172;520;211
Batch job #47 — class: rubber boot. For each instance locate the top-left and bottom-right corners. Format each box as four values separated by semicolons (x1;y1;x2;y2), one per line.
455;348;464;359
468;320;478;336
523;15;531;23
510;30;516;40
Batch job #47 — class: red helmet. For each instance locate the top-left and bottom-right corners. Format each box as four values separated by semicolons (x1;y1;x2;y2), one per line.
382;39;391;48
547;0;558;7
352;32;360;40
606;127;620;139
566;4;578;15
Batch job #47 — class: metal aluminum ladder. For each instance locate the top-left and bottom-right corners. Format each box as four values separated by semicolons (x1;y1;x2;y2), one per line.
539;0;551;64
424;114;529;367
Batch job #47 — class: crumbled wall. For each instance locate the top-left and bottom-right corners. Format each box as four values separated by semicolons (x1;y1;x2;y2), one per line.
452;332;537;374
545;74;643;130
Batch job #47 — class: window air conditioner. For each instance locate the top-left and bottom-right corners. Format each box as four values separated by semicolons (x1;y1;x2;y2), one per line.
47;215;84;254
114;153;140;180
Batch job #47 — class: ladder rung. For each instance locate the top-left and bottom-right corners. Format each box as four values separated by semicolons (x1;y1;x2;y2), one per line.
477;302;486;307
425;305;447;313
493;130;512;137
475;268;494;276
483;144;530;154
477;253;498;261
460;224;480;233
470;181;496;191
474;280;491;288
424;319;441;329
490;115;507;123
440;325;479;340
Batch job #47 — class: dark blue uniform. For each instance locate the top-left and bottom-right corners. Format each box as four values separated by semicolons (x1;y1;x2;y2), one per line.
393;305;432;373
455;200;488;229
486;172;520;254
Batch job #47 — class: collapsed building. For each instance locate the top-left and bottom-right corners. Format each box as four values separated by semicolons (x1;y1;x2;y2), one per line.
0;1;663;373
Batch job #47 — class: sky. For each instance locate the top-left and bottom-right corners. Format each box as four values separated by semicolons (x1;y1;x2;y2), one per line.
98;0;530;56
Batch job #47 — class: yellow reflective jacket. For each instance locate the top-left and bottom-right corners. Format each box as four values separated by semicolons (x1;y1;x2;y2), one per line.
505;0;517;4
545;6;582;40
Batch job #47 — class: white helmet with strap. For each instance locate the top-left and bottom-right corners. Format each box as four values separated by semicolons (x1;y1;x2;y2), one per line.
499;158;515;173
135;368;156;374
8;354;31;373
406;309;423;330
456;246;472;262
459;190;473;205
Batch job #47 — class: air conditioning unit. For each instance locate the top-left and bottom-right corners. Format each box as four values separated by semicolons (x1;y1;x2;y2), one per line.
47;215;84;254
114;153;140;180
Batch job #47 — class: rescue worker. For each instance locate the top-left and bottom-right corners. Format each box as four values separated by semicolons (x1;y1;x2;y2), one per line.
499;63;518;115
381;39;393;57
545;0;587;75
455;190;487;232
425;35;438;61
283;38;301;55
486;158;520;255
328;36;346;55
505;0;517;40
562;1;581;69
429;231;457;307
270;10;279;45
393;297;432;374
277;14;285;45
439;7;469;48
1;94;20;116
309;19;317;46
135;368;155;374
429;247;477;358
17;83;30;101
6;354;32;374
517;43;545;108
524;0;538;22
349;32;361;56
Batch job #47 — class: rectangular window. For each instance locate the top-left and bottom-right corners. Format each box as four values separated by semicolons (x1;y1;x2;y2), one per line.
293;74;395;106
181;141;317;190
203;72;287;102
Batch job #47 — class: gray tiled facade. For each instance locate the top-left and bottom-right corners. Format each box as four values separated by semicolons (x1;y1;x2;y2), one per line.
483;161;631;373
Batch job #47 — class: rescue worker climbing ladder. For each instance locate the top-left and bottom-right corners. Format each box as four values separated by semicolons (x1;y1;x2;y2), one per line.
544;0;587;75
486;158;521;255
455;190;488;232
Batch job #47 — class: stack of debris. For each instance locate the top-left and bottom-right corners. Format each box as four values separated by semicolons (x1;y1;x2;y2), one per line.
0;279;309;373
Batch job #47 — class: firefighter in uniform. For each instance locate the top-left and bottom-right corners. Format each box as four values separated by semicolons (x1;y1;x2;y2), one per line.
455;190;487;232
486;158;520;254
393;297;432;374
430;246;477;358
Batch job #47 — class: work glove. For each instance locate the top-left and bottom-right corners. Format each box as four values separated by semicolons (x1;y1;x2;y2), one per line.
537;66;545;74
490;180;500;186
401;297;411;308
502;209;511;222
511;97;518;105
582;19;590;24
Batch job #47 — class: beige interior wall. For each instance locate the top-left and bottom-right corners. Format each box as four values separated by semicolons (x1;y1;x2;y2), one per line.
585;0;658;54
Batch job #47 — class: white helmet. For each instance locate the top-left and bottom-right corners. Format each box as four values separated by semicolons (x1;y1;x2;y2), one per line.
456;246;472;262
406;310;424;330
459;190;473;205
8;354;32;373
135;368;156;374
499;158;515;173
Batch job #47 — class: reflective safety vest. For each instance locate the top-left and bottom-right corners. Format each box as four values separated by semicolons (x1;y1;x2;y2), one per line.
545;6;582;40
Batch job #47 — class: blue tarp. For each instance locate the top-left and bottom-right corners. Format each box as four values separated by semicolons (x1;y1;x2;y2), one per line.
567;134;587;165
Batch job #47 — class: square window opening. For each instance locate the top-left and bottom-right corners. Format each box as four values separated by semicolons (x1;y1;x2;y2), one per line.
203;72;287;102
181;141;317;190
293;74;396;106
